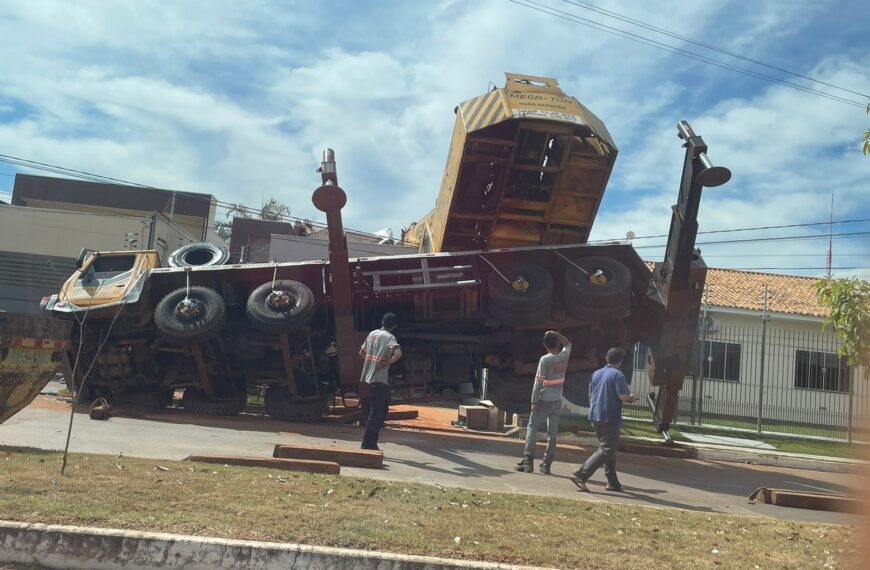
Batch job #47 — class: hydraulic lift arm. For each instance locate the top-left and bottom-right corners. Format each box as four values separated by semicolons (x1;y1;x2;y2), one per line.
645;121;731;434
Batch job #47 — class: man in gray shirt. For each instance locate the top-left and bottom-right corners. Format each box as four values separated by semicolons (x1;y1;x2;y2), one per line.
360;313;402;451
516;330;571;474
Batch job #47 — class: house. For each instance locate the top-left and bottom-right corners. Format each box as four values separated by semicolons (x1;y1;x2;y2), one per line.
229;217;417;264
11;174;217;241
624;267;867;437
0;174;209;313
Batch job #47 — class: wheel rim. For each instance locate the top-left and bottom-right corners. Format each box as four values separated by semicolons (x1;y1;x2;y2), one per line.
588;269;609;285
267;289;295;311
510;274;530;291
176;297;205;321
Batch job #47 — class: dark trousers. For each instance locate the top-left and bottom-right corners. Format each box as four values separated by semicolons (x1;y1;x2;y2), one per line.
362;382;390;448
575;421;621;484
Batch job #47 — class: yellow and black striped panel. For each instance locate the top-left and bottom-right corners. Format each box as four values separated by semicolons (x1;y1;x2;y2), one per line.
458;90;507;133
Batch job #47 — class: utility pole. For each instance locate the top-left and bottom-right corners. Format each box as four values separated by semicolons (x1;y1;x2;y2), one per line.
826;194;834;278
168;192;176;222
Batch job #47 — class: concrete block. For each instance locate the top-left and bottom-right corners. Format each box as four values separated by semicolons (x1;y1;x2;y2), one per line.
458;405;489;430
185;455;340;474
486;405;504;432
273;444;383;469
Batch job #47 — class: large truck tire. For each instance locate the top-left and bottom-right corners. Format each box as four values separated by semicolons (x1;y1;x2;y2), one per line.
564;294;629;322
246;280;315;334
486;263;554;313
487;302;551;327
485;369;532;415
564;256;631;305
155;286;226;345
168;242;230;268
181;388;245;416
264;384;329;423
562;370;593;407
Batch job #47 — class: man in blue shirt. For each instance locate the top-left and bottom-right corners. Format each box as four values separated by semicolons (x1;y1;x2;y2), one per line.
570;347;636;492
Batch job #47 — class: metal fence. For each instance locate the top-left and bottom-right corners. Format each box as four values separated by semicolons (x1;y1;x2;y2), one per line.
623;320;868;442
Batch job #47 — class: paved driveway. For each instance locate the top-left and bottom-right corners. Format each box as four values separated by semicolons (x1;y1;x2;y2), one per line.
0;399;863;525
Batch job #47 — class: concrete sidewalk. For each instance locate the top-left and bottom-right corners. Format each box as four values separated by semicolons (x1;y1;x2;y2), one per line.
0;400;863;525
0;521;549;570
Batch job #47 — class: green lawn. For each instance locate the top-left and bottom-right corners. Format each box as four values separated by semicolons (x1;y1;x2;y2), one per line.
0;446;856;570
558;415;865;460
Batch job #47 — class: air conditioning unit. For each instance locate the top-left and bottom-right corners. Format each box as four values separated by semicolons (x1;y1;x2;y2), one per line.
701;315;720;333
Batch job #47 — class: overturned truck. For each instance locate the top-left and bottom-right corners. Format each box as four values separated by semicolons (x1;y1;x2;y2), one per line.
45;74;730;433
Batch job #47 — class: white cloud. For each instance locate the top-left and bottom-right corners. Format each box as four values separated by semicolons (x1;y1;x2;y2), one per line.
0;0;866;279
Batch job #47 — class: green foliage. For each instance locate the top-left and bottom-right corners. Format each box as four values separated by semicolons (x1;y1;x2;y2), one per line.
815;277;870;372
212;199;291;240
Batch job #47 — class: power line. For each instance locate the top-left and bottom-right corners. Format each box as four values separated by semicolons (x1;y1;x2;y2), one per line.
507;0;866;108
702;252;870;258
702;267;869;271
632;230;870;249
591;217;870;243
559;0;868;99
0;154;401;243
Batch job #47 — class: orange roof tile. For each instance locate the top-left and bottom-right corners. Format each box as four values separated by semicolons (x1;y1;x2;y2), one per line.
644;263;828;318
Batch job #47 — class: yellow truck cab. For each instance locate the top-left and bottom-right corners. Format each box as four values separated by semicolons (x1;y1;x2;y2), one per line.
44;249;160;317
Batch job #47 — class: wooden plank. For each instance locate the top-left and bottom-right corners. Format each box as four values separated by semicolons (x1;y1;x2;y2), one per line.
273;444;383;468
386;409;419;421
500;198;549;211
186;455;340;474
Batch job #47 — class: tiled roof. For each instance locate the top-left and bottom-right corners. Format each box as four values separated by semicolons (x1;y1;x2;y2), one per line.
645;263;828;318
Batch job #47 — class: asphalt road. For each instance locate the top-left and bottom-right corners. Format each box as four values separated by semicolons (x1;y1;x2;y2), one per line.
0;398;863;526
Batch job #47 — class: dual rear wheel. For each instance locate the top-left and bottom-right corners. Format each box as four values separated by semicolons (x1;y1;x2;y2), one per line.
485;256;632;324
153;279;320;420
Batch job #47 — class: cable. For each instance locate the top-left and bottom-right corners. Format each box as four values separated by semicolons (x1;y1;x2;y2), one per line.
702;267;869;271
591;217;870;243
507;0;866;108
702;252;870;258
632;230;870;250
0;153;404;244
559;0;868;98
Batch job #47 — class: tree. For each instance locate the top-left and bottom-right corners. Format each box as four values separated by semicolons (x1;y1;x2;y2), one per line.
815;277;870;376
212;199;290;241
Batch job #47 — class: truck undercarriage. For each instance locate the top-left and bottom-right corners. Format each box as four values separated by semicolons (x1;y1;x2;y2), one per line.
47;75;730;433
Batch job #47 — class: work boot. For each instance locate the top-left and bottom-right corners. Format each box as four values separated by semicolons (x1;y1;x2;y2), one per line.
539;461;551;475
515;456;533;473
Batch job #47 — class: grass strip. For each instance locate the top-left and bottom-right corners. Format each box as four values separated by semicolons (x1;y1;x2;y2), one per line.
0;446;856;569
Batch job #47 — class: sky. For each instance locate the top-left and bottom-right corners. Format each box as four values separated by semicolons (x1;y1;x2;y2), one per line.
0;0;867;279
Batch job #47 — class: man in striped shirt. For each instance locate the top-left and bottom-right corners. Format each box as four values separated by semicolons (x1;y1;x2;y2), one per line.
516;330;571;474
359;313;402;451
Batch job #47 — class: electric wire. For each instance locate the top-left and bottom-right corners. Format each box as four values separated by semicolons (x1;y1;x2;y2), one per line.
0;153;400;243
508;0;866;108
559;0;869;99
591;218;870;243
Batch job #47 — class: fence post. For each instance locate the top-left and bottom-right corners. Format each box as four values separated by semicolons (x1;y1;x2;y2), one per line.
756;284;769;434
847;366;854;443
697;287;709;425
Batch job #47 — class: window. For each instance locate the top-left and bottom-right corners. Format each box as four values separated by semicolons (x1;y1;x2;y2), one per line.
794;350;850;393
78;254;137;284
700;341;741;382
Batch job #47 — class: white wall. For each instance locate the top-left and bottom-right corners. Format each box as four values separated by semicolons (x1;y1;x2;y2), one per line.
629;309;868;431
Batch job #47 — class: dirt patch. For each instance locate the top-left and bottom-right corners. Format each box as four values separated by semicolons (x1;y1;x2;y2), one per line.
27;395;71;412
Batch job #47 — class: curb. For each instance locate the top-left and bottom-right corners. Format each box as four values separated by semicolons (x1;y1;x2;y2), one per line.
0;520;551;570
558;433;867;474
